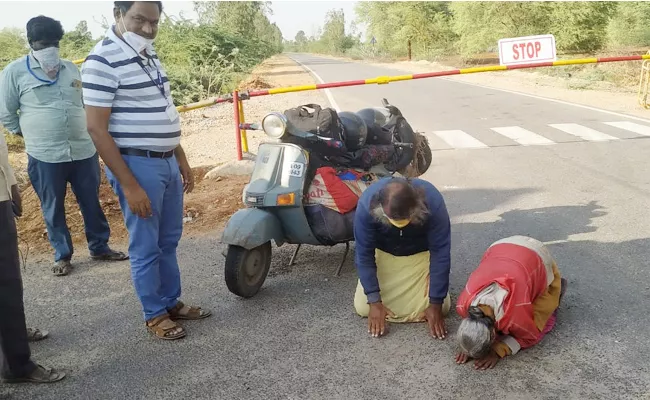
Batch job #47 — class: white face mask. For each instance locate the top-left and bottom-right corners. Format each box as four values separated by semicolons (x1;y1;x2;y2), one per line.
32;47;60;78
118;11;154;55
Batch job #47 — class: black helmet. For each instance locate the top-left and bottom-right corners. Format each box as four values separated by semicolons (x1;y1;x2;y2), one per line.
338;111;367;151
356;108;388;128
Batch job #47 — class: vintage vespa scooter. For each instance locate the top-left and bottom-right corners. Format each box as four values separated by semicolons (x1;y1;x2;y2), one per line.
220;99;430;298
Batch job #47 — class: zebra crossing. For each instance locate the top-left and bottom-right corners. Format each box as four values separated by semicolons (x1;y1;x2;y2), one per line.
424;121;650;150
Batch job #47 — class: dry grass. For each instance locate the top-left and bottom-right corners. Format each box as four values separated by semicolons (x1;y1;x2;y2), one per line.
4;131;25;152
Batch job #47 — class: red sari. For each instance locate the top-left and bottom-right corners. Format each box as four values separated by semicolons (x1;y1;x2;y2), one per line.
456;242;553;350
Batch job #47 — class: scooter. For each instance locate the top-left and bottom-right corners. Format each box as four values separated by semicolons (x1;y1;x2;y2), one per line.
220;99;431;298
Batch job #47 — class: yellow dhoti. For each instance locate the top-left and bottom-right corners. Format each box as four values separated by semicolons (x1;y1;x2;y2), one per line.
354;249;451;323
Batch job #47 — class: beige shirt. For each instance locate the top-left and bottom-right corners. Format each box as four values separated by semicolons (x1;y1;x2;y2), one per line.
0;133;18;202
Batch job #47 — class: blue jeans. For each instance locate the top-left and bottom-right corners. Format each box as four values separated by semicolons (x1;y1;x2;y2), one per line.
27;153;111;262
105;154;183;321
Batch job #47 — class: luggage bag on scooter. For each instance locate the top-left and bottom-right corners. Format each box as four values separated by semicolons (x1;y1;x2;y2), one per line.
304;204;355;246
283;104;347;157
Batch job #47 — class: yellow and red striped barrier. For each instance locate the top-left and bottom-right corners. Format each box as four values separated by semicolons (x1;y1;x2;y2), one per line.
75;53;650;160
244;54;650;98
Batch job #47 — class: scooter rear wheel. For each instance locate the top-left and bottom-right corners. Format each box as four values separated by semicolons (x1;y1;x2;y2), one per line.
225;243;272;298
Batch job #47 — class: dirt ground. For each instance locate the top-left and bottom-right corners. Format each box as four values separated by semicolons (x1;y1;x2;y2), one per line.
13;166;251;258
7;54;327;258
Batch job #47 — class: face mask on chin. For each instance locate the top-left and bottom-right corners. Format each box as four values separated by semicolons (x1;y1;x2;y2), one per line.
381;209;411;228
32;47;60;79
118;11;154;56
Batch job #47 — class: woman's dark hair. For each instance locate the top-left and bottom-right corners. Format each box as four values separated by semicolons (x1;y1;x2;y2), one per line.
373;178;424;220
114;1;163;14
26;16;64;44
467;306;495;329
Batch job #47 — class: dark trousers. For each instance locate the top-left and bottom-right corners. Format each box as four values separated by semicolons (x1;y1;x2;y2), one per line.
27;153;111;262
0;200;36;378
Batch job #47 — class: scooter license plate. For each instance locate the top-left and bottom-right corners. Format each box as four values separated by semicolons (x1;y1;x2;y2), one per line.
288;162;304;178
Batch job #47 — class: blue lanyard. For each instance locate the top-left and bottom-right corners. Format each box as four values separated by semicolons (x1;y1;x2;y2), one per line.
136;56;165;98
115;30;166;98
26;56;59;86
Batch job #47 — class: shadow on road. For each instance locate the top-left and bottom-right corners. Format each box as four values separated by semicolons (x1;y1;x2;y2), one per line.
442;187;540;219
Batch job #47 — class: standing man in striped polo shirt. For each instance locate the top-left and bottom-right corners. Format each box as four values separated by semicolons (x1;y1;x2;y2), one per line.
82;1;211;341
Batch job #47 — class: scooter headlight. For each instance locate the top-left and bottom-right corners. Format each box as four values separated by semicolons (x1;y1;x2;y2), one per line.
261;113;287;139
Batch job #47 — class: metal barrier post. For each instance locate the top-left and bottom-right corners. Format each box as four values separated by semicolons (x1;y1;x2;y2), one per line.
233;90;243;161
238;100;249;154
638;50;650;109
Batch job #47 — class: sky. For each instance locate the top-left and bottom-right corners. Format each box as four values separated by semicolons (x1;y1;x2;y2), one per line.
0;0;364;41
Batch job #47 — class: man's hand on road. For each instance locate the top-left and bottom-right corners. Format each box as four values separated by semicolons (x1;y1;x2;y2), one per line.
368;302;395;338
424;303;447;339
124;184;152;218
10;184;22;217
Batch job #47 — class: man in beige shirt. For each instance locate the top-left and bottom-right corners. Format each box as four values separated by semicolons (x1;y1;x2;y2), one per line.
0;133;65;383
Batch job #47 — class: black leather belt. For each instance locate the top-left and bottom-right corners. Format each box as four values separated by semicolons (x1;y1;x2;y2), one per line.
119;148;175;158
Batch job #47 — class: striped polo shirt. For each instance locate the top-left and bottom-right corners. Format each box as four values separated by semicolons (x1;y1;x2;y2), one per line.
81;26;180;152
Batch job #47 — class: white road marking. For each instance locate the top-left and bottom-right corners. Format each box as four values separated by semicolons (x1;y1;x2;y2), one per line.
433;130;489;149
549;123;619;142
288;55;341;112
604;121;650;136
491;126;555;146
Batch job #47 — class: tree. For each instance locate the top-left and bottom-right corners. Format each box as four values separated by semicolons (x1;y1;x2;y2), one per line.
450;2;552;57
320;9;355;53
60;21;96;60
194;1;266;36
0;28;27;69
607;1;650;49
356;2;455;59
547;2;617;53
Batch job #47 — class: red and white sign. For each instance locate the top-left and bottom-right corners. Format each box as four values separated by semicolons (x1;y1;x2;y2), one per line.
498;34;557;66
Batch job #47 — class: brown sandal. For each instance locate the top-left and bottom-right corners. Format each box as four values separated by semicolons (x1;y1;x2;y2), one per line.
168;301;212;321
145;314;186;340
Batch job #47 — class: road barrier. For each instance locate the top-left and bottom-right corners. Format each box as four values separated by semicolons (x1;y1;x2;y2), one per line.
74;53;650;160
638;51;650;109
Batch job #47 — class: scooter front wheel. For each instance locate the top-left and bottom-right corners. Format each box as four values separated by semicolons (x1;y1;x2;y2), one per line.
225;243;272;298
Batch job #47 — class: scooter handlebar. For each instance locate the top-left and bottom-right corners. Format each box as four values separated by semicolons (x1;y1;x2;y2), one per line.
239;123;260;130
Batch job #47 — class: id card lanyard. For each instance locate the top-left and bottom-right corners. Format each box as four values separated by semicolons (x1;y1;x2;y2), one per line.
136;56;165;99
118;33;166;99
118;34;177;121
26;56;60;86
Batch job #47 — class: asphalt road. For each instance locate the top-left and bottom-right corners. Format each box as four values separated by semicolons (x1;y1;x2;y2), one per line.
4;54;650;400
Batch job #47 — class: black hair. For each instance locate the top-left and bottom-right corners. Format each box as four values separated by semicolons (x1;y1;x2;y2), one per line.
374;178;422;220
26;16;64;44
467;306;495;329
114;1;163;14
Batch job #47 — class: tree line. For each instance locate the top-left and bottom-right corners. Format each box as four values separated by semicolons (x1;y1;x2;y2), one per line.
285;1;650;60
0;1;284;106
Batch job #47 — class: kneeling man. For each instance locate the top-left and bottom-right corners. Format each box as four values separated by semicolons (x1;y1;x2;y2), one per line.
353;177;452;339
